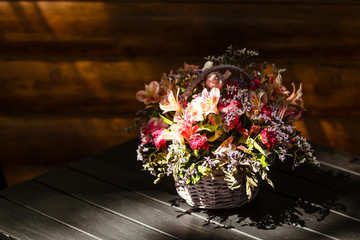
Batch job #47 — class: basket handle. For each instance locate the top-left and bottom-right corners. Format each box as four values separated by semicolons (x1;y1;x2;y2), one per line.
180;64;252;101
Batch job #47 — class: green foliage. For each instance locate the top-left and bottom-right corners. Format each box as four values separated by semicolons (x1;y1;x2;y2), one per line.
139;147;168;184
178;161;206;185
199;124;217;132
159;114;174;125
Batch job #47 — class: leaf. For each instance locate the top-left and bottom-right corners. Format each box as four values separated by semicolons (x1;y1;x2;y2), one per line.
159;114;174;125
266;177;274;188
237;136;246;144
247;176;258;187
194;174;201;183
197;165;207;175
200;124;217;132
245;137;255;152
213;115;223;125
254;141;266;156
259;155;269;167
246;181;252;199
260;78;267;84
208;129;222;142
154;173;164;184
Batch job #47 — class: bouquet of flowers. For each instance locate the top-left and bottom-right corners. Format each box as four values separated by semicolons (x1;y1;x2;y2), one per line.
129;46;319;208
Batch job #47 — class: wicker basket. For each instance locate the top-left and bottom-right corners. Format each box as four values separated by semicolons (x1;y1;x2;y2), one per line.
175;171;260;209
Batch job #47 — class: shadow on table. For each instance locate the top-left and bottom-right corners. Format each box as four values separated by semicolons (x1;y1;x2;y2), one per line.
168;164;350;230
171;190;345;230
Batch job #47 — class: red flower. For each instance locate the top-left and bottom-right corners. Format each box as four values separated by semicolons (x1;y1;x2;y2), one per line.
250;79;262;90
250;125;261;134
261;127;278;150
218;100;243;131
260;105;273;117
152;129;167;150
188;134;209;150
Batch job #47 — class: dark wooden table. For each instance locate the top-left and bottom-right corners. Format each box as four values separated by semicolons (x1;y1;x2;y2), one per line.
0;139;359;240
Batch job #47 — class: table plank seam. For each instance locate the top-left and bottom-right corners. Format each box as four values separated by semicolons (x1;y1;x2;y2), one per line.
0;231;17;240
318;161;360;177
96;154;358;239
0;194;102;240
133;185;346;240
260;187;360;223
271;167;360;198
295;225;341;240
65;165;265;240
68;163;349;240
131;189;265;240
32;178;181;240
99;152;140;169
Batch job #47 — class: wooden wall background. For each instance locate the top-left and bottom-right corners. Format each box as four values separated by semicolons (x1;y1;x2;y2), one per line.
1;0;360;185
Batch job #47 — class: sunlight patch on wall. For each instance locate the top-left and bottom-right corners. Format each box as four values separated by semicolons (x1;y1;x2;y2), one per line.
319;119;348;150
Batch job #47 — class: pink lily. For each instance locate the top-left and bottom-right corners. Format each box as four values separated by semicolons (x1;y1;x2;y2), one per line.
190;88;220;120
173;109;201;141
159;88;182;114
140;117;168;145
158;124;185;145
152;129;167;150
136;81;161;105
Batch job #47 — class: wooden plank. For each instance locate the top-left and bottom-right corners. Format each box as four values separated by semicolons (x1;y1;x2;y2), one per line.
1;2;360;58
69;154;347;240
275;162;360;197
2;165;58;187
0;59;170;114
0;197;97;240
270;149;360;198
35;167;249;240
0;181;176;240
0;115;137;166
310;142;360;173
267;169;360;219
1;58;360;116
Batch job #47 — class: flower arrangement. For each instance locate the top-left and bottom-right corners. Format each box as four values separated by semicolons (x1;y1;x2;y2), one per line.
129;46;319;202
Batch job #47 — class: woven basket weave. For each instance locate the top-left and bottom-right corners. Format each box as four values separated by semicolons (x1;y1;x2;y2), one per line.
175;171;260;209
